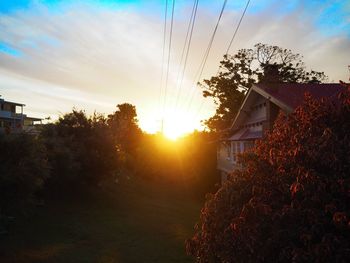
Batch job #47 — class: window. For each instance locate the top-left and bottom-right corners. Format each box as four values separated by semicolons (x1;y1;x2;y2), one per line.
232;142;242;163
220;142;231;160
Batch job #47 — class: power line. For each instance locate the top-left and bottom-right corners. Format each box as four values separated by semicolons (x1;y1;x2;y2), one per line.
158;0;168;131
192;0;251;124
173;0;199;111
162;0;176;121
185;0;228;113
225;0;250;55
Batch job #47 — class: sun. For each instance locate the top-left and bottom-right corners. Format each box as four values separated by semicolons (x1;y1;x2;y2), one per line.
139;108;204;139
162;111;197;140
163;128;182;140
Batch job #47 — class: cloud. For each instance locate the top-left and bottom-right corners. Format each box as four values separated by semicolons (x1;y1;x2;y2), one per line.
0;0;349;132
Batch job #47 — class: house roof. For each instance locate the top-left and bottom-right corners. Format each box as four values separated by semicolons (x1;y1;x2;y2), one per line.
0;97;25;106
253;83;344;111
25;116;42;121
227;82;345;137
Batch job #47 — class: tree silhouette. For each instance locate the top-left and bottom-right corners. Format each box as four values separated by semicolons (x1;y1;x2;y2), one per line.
201;43;327;131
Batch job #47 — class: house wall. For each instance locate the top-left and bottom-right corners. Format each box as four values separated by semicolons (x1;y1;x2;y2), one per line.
24;119;34;126
2;103;16;113
0;98;40;134
217;140;255;175
0;118;22;134
217;142;234;173
217;92;271;178
238;96;267;135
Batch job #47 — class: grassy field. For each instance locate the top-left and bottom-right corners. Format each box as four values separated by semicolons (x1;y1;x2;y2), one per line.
0;180;202;263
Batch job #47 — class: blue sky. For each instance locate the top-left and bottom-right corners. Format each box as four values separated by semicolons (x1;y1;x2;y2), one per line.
1;0;348;27
1;0;349;57
0;0;349;135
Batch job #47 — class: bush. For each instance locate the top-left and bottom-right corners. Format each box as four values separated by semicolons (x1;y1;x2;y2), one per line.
186;84;350;262
41;110;119;189
0;134;49;215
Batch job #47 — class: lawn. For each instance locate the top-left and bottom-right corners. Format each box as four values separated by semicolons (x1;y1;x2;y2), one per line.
0;180;202;263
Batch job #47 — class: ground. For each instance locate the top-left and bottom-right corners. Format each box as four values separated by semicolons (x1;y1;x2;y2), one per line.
0;180;201;263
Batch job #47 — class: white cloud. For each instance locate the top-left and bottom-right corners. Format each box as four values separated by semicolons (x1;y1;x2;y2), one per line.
0;1;349;132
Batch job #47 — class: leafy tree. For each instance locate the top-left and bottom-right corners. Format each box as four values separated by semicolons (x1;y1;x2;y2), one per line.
0;134;49;215
107;103;142;177
201;43;327;131
41;110;118;188
187;83;350;262
107;103;142;152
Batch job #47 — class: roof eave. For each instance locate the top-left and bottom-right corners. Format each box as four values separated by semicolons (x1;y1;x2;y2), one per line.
252;84;294;113
2;101;26;107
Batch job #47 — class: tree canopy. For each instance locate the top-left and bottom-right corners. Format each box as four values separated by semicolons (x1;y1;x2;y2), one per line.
187;83;350;262
201;43;327;131
107;103;142;153
0;134;49;215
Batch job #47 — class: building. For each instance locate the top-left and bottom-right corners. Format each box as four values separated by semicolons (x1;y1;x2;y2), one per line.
0;95;42;134
217;83;344;181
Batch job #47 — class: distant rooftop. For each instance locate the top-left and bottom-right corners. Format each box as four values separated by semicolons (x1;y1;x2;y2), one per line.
0;95;25;106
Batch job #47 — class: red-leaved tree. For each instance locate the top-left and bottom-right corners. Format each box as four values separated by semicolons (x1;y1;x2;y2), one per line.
186;82;350;262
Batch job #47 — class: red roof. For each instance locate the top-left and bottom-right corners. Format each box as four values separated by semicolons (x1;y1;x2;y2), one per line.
255;83;344;110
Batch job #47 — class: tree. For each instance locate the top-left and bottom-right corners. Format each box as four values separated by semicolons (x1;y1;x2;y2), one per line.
107;103;141;153
186;83;350;262
41;110;118;188
201;43;327;131
0;134;49;215
107;103;142;177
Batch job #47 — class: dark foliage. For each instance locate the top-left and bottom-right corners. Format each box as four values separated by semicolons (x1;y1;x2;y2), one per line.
107;103;142;152
187;84;350;262
0;134;49;215
107;103;142;177
201;43;327;131
41;110;119;188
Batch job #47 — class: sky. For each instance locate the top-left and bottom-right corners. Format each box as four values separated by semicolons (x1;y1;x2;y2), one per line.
0;0;349;136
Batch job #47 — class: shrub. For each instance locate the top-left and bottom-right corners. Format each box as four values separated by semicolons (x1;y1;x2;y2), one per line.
0;134;49;215
41;110;119;189
186;84;350;262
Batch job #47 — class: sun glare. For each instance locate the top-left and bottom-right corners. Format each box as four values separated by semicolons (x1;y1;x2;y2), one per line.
163;128;182;140
139;108;205;140
162;111;198;140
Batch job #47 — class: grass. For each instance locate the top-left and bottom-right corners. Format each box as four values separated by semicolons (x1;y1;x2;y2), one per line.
0;179;202;263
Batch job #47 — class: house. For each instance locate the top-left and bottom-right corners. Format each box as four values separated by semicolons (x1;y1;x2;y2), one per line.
217;83;344;181
0;95;42;134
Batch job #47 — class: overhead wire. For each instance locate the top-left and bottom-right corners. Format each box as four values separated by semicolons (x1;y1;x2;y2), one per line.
185;0;228;114
157;0;168;119
162;0;176;121
192;0;251;124
225;0;250;55
173;0;199;111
